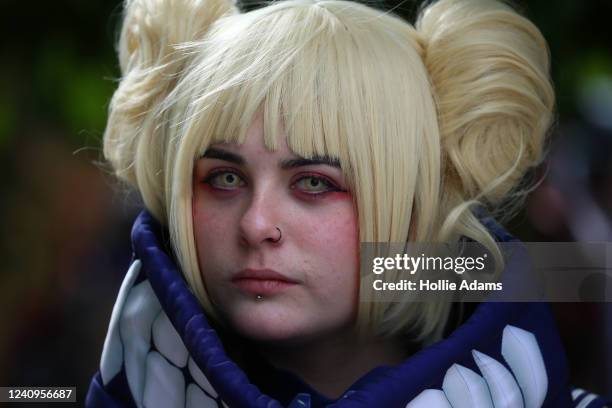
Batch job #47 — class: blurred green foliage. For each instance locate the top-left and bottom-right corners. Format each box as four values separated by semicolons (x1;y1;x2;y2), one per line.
33;41;117;141
0;0;120;153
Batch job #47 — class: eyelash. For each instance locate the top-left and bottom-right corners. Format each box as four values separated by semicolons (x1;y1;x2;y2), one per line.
201;169;345;196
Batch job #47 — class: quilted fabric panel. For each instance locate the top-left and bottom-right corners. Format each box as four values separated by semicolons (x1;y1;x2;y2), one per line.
99;260;228;408
406;324;548;408
186;383;219;408
120;279;162;406
143;351;185;408
100;260;142;385
153;312;189;368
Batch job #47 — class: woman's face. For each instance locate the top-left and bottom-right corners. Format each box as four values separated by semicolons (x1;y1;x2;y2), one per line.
192;112;360;345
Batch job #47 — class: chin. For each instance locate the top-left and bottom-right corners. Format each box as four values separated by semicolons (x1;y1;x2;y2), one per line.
239;327;303;344
227;308;313;345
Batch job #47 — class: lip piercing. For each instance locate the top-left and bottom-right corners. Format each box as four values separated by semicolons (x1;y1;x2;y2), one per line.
271;227;282;243
256;294;264;300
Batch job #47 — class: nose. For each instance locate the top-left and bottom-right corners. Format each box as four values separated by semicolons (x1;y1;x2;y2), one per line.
239;187;283;248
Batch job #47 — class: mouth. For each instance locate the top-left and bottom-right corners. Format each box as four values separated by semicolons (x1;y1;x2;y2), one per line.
231;268;299;296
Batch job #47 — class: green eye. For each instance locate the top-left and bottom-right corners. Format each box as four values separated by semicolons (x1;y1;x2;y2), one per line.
207;171;244;189
295;176;332;193
220;173;239;186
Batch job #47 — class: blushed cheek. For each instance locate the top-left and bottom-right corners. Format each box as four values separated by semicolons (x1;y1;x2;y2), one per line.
321;204;359;251
331;206;360;290
319;211;360;324
192;196;227;258
193;205;226;242
311;204;360;283
192;204;232;291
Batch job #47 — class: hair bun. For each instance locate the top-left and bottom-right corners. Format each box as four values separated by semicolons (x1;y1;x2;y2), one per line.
104;0;237;200
416;0;554;205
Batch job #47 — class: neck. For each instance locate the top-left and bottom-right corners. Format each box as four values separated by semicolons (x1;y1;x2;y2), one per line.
256;330;408;400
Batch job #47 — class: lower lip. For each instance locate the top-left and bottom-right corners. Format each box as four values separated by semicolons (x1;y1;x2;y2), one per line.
232;278;297;296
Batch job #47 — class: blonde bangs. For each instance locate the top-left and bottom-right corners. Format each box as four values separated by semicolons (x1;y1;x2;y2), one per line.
170;0;433;242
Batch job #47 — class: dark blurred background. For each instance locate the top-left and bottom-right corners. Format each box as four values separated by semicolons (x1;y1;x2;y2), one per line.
0;0;611;404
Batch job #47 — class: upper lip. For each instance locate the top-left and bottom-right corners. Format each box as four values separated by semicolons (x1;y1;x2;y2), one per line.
232;268;299;283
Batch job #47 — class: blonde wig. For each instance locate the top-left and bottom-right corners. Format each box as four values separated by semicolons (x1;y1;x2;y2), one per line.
104;0;554;343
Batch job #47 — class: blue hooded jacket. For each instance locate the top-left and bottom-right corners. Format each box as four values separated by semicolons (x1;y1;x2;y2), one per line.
86;210;610;408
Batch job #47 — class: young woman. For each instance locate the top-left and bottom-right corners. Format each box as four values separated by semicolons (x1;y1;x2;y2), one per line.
86;0;609;406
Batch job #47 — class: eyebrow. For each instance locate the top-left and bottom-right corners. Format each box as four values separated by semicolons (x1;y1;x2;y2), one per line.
201;148;244;165
201;147;341;169
280;156;341;170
